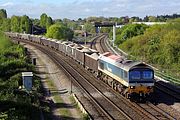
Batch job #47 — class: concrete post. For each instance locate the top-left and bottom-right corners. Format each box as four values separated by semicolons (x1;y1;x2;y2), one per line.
113;25;116;46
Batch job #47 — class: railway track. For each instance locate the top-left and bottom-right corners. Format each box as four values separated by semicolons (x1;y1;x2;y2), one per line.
90;34;103;50
100;33;180;103
155;81;180;100
17;38;177;120
137;102;175;120
90;34;109;53
16;39;133;120
93;35;177;120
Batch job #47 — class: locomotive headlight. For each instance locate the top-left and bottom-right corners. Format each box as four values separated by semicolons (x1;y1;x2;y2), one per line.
130;86;135;89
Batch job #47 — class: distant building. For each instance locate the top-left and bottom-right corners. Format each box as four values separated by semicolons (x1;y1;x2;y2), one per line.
132;22;166;26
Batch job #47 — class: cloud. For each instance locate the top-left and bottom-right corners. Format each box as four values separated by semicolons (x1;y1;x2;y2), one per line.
2;0;180;20
85;8;91;12
1;2;14;7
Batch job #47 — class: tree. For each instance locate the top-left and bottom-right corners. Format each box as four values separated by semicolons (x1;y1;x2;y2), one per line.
84;22;95;33
20;15;31;33
11;16;20;32
67;21;78;30
40;13;48;28
0;9;7;18
148;16;158;22
46;23;74;40
143;16;149;22
32;19;40;25
1;18;11;31
119;21;180;79
114;24;148;45
40;13;53;29
46;16;53;29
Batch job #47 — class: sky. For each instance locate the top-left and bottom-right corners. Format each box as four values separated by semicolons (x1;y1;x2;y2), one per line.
0;0;180;20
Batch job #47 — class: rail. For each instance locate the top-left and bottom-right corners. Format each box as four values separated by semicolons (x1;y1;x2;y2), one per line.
17;38;132;120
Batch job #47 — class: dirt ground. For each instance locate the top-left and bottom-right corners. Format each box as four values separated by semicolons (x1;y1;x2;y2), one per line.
23;43;83;120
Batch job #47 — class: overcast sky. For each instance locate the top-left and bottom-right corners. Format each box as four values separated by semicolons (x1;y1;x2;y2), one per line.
0;0;180;20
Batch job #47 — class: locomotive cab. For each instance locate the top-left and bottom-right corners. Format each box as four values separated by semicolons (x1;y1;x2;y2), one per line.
128;64;154;99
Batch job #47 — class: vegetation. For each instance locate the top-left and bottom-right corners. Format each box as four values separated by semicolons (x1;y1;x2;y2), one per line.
0;31;43;119
119;19;180;83
110;24;148;45
46;23;74;40
40;13;53;29
0;8;180;83
0;9;7;19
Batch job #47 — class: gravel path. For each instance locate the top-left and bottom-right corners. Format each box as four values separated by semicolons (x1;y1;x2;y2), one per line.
23;43;82;120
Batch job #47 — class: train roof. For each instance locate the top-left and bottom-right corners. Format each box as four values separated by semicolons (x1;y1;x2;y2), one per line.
51;39;57;41
72;44;83;49
62;41;72;45
89;48;99;53
99;52;151;71
67;43;75;47
80;47;92;53
85;52;99;60
56;40;62;43
47;38;52;40
41;36;47;39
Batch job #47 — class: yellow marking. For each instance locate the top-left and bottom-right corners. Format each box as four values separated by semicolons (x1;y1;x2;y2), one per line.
128;86;153;94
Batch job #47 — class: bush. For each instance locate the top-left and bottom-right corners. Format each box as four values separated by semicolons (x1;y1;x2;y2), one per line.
0;32;41;119
119;20;180;80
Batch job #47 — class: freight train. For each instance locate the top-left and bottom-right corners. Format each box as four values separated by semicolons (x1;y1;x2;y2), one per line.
6;32;154;100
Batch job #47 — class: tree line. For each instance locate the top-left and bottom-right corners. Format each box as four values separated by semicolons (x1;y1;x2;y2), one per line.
0;9;74;40
1;9;180;39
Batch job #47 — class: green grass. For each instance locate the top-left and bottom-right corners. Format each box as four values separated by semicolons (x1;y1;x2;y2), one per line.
69;95;90;120
45;78;71;117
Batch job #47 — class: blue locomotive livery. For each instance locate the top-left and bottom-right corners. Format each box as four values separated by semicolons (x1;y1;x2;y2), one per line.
98;52;154;99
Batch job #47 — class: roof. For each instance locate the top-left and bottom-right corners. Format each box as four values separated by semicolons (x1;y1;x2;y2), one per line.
89;48;99;53
81;47;92;53
86;52;99;60
22;72;33;77
99;52;147;71
56;41;62;43
72;44;82;49
102;52;124;62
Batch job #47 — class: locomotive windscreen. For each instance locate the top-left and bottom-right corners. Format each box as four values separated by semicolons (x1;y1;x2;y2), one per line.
129;68;154;83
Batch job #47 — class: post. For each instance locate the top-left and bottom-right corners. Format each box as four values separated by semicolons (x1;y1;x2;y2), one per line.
84;32;87;46
70;79;72;94
32;24;33;35
113;24;116;46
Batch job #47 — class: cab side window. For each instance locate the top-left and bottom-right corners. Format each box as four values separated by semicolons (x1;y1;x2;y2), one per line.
99;61;104;70
124;71;128;78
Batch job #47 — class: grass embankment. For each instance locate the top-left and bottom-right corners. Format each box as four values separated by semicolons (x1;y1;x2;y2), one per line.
0;31;44;119
115;19;180;85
